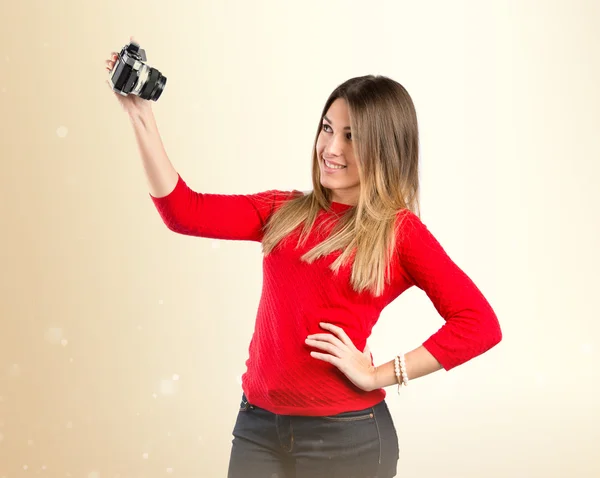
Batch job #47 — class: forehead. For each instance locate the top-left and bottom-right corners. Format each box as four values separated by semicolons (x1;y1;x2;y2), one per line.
325;98;349;119
323;98;351;129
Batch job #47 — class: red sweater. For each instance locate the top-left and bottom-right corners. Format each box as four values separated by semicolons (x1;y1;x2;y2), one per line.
150;174;502;416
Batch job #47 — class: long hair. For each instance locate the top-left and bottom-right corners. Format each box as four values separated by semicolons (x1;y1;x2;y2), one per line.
261;75;421;297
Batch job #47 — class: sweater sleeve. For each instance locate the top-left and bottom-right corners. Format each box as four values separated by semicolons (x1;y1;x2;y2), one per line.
396;210;502;370
149;173;300;242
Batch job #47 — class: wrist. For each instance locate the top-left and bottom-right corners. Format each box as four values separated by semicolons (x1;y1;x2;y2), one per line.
128;102;154;123
371;360;397;391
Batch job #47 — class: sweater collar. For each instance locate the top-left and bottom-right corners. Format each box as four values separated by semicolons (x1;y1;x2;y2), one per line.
329;201;355;213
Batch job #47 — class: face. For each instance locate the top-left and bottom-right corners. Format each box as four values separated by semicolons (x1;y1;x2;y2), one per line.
316;98;360;205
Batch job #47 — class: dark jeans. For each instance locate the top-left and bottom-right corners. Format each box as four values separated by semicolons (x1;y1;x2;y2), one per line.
227;394;400;478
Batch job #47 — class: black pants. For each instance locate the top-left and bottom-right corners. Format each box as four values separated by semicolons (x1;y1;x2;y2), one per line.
227;394;400;478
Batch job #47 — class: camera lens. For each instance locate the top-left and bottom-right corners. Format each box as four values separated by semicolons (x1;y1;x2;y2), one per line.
140;68;167;101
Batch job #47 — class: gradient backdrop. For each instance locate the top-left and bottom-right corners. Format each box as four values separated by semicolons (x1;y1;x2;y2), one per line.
1;0;598;477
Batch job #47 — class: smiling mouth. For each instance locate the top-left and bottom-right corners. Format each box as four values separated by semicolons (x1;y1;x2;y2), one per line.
322;158;347;170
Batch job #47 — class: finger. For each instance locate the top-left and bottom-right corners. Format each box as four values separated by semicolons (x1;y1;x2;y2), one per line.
305;338;342;358
306;333;346;349
310;351;341;367
319;323;355;349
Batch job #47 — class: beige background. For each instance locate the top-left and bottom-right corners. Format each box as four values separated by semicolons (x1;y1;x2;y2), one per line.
1;0;598;476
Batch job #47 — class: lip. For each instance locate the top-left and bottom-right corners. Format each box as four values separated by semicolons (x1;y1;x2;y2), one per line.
322;157;347;173
322;156;345;167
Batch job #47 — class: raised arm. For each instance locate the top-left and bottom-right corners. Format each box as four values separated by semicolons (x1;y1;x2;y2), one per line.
105;48;299;242
149;175;298;241
105;44;178;198
128;103;179;198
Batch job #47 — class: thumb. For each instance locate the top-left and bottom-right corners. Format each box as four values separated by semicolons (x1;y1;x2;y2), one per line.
362;343;371;357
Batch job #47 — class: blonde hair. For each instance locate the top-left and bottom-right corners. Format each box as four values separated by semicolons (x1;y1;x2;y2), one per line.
262;75;421;297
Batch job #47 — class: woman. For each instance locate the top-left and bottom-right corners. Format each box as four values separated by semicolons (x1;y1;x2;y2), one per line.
105;46;502;478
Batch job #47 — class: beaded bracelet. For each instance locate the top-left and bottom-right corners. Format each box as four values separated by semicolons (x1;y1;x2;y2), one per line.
394;354;409;394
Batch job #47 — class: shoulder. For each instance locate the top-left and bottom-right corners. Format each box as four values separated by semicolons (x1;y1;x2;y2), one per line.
394;208;442;252
268;189;306;205
246;189;305;218
247;189;304;203
394;208;425;235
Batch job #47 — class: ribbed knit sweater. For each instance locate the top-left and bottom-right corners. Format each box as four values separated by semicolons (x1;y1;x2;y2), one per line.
150;174;502;416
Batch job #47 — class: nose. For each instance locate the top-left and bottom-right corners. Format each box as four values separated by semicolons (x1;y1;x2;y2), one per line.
324;132;345;156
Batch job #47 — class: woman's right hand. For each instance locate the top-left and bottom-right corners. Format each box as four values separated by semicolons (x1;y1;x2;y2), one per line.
105;36;152;117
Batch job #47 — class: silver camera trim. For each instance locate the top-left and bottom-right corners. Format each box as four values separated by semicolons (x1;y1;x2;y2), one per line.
108;54;149;97
131;62;150;96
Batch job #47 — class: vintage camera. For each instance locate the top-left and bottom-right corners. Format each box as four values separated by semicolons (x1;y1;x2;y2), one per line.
108;41;167;101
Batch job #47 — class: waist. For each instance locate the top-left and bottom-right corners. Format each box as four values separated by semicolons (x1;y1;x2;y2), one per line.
241;356;386;416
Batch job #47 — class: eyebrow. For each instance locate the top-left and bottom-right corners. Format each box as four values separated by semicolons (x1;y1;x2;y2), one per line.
323;115;351;130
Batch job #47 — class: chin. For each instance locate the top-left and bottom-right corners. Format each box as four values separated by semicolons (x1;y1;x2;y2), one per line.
319;177;336;190
320;177;350;188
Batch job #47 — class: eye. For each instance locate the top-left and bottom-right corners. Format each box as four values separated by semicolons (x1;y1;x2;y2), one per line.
321;123;352;141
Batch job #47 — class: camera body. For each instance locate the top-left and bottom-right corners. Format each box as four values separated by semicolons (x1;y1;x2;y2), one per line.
108;41;167;101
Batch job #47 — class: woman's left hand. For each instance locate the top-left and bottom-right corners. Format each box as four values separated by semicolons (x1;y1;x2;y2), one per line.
306;322;378;392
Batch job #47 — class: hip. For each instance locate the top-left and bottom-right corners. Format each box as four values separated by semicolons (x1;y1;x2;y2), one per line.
230;393;400;477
